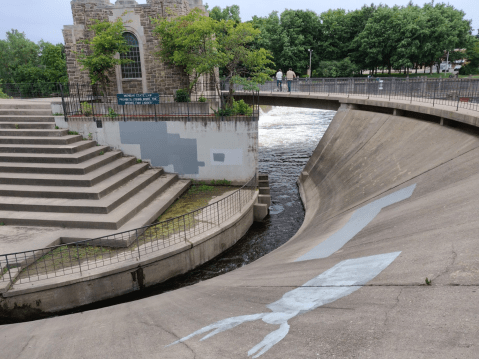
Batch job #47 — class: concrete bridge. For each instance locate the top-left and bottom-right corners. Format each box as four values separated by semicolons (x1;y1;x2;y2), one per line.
1;90;479;358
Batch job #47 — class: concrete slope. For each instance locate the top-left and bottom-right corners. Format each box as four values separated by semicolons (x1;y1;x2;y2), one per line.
1;107;479;358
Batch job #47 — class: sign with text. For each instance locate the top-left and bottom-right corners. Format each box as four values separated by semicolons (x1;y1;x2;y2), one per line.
117;93;160;105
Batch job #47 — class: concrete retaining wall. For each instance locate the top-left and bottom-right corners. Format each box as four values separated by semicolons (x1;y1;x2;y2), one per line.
0;193;258;316
53;114;258;184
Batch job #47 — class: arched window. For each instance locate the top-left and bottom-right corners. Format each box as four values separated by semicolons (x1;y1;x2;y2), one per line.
121;32;142;79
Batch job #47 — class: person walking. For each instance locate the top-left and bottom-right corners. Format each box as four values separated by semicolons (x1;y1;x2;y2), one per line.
276;69;283;92
286;68;296;92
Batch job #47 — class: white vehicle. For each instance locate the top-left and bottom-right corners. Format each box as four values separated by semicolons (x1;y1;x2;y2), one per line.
454;65;462;71
440;62;451;72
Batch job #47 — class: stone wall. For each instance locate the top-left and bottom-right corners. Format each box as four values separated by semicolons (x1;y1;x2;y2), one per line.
63;0;204;95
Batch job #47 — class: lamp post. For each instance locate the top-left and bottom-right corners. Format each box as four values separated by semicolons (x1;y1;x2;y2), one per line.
307;49;313;78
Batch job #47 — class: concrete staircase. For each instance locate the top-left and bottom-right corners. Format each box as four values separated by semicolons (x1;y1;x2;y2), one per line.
0;102;190;234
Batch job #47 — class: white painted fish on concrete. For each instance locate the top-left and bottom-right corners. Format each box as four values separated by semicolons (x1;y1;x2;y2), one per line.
168;184;416;357
168;251;401;358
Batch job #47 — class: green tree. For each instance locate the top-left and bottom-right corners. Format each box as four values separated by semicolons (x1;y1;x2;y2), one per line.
153;8;223;90
75;17;131;95
40;42;68;84
459;37;479;75
313;58;358;77
0;30;40;83
209;5;241;23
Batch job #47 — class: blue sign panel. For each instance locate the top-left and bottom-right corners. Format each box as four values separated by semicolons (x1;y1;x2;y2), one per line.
117;93;160;105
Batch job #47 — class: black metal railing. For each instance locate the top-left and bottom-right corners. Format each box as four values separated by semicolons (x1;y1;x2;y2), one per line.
227;77;479;113
61;81;260;122
0;174;257;286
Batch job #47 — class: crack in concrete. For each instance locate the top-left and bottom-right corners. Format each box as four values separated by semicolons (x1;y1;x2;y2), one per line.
383;287;403;326
16;335;35;359
139;319;197;359
432;245;458;282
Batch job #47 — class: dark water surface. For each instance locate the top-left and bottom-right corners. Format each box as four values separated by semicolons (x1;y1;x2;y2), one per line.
3;107;334;322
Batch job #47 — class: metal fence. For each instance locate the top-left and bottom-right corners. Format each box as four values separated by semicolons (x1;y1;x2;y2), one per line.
227;77;479;113
61;82;260;122
0;174;257;287
0;82;67;99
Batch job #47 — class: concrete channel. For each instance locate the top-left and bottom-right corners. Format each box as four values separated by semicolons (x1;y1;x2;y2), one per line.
0;95;479;358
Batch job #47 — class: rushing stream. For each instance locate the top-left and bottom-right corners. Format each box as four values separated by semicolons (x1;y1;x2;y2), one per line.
14;107;336;321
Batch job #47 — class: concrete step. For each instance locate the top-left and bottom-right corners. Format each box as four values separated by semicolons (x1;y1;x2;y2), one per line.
0;115;55;122
0;129;67;137
0;145;109;164
0;135;82;145
0;162;149;199
61;179;191;244
0;104;51;110
0;140;95;154
0;174;184;229
0;169;165;214
0;149;120;174
0;155;134;186
0;145;108;164
0;109;53;116
0;122;55;129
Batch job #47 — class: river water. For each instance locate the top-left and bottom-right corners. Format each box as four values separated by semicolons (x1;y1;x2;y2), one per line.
46;107;335;317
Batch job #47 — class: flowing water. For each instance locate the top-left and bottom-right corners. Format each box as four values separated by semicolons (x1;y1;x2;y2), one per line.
14;107;336;320
85;106;334;303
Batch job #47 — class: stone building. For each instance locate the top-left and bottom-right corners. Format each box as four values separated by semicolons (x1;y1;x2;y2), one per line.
63;0;205;95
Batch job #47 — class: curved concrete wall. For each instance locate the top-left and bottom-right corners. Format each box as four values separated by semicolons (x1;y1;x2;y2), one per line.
1;104;479;358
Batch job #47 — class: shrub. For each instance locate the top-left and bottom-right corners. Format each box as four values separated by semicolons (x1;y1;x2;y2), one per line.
81;102;93;116
174;89;190;102
213;99;253;117
458;64;479;76
198;96;207;102
108;107;119;118
233;99;253;116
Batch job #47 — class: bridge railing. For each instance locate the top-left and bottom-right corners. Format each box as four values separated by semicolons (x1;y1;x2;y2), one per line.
228;77;479;113
0;174;257;287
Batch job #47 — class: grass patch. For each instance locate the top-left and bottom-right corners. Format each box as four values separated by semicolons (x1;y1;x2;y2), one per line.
17;185;239;280
158;185;235;222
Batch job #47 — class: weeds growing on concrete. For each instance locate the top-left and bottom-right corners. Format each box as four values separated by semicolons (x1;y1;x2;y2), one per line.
137;159;142;163
14;124;19;129
99;151;104;155
425;277;431;285
55;125;59;129
68;131;79;135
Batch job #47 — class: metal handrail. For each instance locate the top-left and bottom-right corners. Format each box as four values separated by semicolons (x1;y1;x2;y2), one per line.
0;174;257;286
228;77;479;113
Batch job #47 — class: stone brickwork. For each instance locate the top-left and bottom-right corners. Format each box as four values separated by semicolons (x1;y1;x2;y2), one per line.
63;0;204;95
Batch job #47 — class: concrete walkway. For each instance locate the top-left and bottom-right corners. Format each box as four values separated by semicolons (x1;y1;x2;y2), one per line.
1;97;479;358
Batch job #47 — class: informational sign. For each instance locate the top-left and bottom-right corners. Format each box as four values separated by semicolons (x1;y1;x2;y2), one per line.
117;93;160;105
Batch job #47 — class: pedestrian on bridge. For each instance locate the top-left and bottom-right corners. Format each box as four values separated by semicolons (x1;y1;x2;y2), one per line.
276;69;283;92
286;68;296;92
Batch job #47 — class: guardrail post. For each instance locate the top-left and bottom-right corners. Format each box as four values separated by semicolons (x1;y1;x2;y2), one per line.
5;256;13;285
183;216;187;241
433;80;437;107
217;201;220;226
76;244;82;274
136;229;141;259
457;79;462;111
60;83;68;123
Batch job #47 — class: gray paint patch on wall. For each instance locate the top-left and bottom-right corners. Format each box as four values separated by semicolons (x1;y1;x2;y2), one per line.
210;148;243;166
119;121;205;174
213;153;225;162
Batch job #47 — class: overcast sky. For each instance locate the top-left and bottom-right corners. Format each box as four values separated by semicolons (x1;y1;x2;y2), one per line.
1;0;477;45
